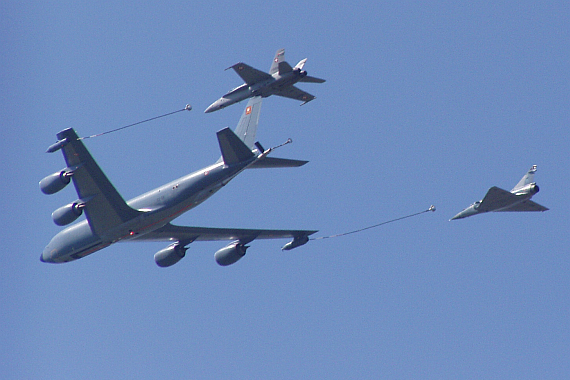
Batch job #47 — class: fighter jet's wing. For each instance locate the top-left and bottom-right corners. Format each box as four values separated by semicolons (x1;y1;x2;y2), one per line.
480;186;549;213
228;62;272;85
54;128;141;235
496;200;549;212
299;75;326;84
479;186;518;212
134;223;317;243
274;86;316;104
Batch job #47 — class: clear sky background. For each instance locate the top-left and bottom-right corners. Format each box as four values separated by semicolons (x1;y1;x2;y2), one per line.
2;1;569;379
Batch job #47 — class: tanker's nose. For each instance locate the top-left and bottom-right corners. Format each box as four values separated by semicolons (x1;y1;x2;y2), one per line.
40;245;56;263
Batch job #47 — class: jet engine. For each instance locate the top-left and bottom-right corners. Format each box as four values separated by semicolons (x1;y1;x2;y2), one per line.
154;244;187;267
294;68;308;78
514;183;540;196
40;170;72;195
214;242;248;266
52;202;84;226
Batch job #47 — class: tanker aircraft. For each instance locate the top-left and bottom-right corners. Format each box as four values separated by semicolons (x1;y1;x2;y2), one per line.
40;97;316;267
451;165;548;220
205;49;325;113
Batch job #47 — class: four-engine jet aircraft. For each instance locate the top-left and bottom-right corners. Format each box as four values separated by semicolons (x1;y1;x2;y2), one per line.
451;165;548;220
205;49;325;113
40;97;316;267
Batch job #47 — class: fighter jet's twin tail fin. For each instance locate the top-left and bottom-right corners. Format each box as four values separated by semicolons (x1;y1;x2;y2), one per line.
269;48;285;75
271;49;325;83
216;97;308;169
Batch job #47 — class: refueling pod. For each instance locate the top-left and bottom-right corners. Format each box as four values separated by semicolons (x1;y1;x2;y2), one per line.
281;235;309;251
154;244;187;267
214;242;248;266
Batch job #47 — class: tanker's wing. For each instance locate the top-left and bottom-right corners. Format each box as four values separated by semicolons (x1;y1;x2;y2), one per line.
50;128;141;235
227;62;272;85
134;223;317;244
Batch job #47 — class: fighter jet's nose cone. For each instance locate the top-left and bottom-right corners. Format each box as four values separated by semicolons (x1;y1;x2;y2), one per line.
204;101;219;113
40;253;45;262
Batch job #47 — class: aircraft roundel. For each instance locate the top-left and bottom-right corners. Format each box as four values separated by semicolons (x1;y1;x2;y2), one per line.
246;106;252;115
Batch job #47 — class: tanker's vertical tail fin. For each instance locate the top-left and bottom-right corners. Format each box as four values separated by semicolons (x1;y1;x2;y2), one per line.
234;96;262;149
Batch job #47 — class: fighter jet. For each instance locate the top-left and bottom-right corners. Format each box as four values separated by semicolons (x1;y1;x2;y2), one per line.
451;165;548;220
40;97;316;267
205;49;325;113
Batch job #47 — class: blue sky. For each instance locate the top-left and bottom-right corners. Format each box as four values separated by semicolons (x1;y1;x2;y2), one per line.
2;1;569;378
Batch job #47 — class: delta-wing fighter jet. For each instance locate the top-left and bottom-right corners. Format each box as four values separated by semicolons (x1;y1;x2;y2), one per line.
40;97;316;267
205;49;325;113
451;165;548;220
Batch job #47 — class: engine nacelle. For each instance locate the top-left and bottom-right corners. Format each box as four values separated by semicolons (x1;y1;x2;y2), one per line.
40;170;71;195
52;202;83;226
154;244;187;267
214;242;248;266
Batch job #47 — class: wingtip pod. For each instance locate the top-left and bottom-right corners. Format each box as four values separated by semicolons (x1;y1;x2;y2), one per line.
281;235;310;251
46;138;69;153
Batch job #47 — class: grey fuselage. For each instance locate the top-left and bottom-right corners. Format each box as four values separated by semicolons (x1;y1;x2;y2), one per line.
41;158;253;263
205;70;305;113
